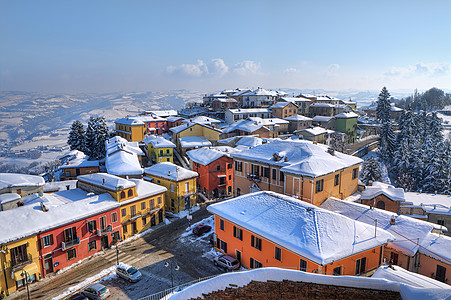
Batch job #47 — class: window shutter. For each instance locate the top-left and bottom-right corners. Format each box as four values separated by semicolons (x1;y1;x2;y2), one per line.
50;234;54;245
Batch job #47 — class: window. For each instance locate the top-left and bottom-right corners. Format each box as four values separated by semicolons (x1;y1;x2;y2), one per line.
128;189;133;197
130;205;136;217
275;247;282;261
10;244;28;266
315;179;324;193
149;199;155;209
166;149;170;154
217;165;221;171
272;169;277;180
236;188;241;196
235;161;243;172
251;235;262;251
171;184;174;192
157;197;162;204
229;175;231;180
87;220;96;233
228;186;232;194
352;168;358;179
142;216;147;225
436;265;447;282
280;171;284;182
219;177;226;185
65;171;70;177
112;231;120;244
263;167;270;178
185;182;189;193
122;224;128;233
220;219;225;231
390;252;399;265
376;201;385;210
250;258;262;269
88;240;97;252
300;259;307;271
121;208;126;217
63;227;77;242
217;238;227;252
334;174;340;186
141;202;146;210
41;235;54;248
227;163;232;169
160;150;163;156
111;212;118;223
233;226;242;240
157;180;160;184
333;266;342;276
355;257;366;275
67;248;77;261
253;165;259;176
120;191;125;199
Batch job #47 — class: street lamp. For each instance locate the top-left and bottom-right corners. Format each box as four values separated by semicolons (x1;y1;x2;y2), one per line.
164;261;179;289
21;269;30;300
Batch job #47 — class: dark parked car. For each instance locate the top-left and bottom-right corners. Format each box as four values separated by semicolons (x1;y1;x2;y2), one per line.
192;224;212;236
81;283;110;299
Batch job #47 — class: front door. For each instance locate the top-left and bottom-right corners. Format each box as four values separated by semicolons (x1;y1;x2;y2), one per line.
235;250;241;265
131;222;137;234
101;236;109;249
158;209;163;223
44;257;54;274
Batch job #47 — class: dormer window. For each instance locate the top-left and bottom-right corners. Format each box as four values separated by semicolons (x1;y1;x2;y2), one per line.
120;191;126;199
128;189;133;197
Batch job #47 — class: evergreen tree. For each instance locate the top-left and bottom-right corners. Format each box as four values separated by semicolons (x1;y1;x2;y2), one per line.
67;120;86;152
84;116;96;158
376;87;391;123
379;121;396;163
84;116;109;160
330;132;347;153
361;157;383;185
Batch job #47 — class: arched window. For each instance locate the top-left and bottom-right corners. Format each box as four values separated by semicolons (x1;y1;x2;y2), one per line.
128;189;133;197
376;200;385;210
120;191;126;199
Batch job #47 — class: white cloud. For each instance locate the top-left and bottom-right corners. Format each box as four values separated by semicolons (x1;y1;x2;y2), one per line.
166;59;208;77
232;60;261;76
284;68;299;74
327;64;340;73
208;58;229;77
384;62;451;78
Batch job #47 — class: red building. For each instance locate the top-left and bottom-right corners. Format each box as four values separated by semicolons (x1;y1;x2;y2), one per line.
187;147;234;199
142;115;168;135
166;116;185;132
35;194;121;277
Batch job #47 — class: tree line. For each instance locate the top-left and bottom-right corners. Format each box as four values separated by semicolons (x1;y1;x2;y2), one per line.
394;87;451;112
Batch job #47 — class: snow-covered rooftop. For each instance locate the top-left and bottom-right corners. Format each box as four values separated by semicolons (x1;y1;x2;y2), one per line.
334;112;359;119
182;116;222;125
270;102;292;109
227;108;271;114
242;88;279;97
222;119;266;134
280;97;311;103
208;191;394;265
0;193;21;204
179;136;212;148
143;135;176;148
78;173;136;191
187;147;230;166
235;136;263;148
0;188;119;244
170;122;222;134
212;98;237;103
114;117;145;126
145;110;178;117
297;126;328;136
44;180;78;192
312;116;333;122
372;265;450;289
404;192;451;215
106;148;143;176
0;173;45;190
361;182;406;202
231;140;362;178
320;198;450;262
165;116;184;122
284;115;312;121
311;103;335;108
248;117;289;125
144;162;198;181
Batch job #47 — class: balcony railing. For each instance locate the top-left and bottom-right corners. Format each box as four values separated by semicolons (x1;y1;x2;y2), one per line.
246;173;261;182
97;225;112;236
11;254;33;270
62;237;80;251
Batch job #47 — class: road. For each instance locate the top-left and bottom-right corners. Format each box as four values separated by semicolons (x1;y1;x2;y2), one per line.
8;205;223;300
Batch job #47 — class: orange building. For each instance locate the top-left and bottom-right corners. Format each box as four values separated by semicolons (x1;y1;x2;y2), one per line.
208;191;394;275
232;139;362;206
187;147;234;199
270;101;298;119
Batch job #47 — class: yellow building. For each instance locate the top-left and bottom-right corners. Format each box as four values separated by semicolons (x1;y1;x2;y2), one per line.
295;127;331;144
232;140;362;206
115;117;146;142
77;173;167;240
270;101;298;119
144;162;198;214
170;122;221;153
143;136;176;164
0;236;41;296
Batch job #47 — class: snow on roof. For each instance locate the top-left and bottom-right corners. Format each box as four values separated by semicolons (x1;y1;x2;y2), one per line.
231;140;362;178
284;115;312;121
165;116;185;122
312;116;333;122
320;198;449;259
235;136;263;147
248;117;289;125
143;135;176;148
58;149;85;162
270;102;292;109
241;88;279;97
78;173;136;191
372;265;450;289
59;155;99;169
311;103;335;108
170;122;222;134
361;182;406;202
211;146;241;155
146;110;178;117
280;97;311;103
208;191;394;265
0;193;21;204
182;116;222;124
125;179;167;203
144;162;198;181
179;136;212;148
186;147;230;166
44;180;78;192
228;108;271;114
0;173;45;190
417;232;451;265
222;119;265;134
334;112;359;119
137;114;167;122
0;189;119;244
212;98;237;103
106;147;143;176
107;136;144;156
298;126;327;136
404;192;451;215
114;117;145;126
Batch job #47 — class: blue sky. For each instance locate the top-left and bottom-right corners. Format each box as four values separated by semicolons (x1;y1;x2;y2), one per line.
1;0;450;93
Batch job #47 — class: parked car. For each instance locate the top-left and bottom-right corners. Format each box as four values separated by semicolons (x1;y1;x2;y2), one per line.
68;293;88;300
213;255;240;271
116;265;143;283
193;224;212;236
81;283;110;299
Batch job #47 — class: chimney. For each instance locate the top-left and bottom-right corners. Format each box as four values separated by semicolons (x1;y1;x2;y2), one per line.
327;147;335;156
313;141;317;145
102;178;105;185
390;215;396;225
40;202;48;212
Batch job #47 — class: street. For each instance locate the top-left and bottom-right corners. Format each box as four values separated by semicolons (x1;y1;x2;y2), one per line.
8;205;223;300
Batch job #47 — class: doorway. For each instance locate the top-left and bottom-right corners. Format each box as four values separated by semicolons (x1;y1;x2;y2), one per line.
44;257;54;275
235;250;242;265
101;236;109;249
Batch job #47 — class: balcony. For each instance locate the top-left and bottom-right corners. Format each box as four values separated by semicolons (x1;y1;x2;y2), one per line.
61;237;80;251
11;254;33;270
97;225;113;236
246;173;261;182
